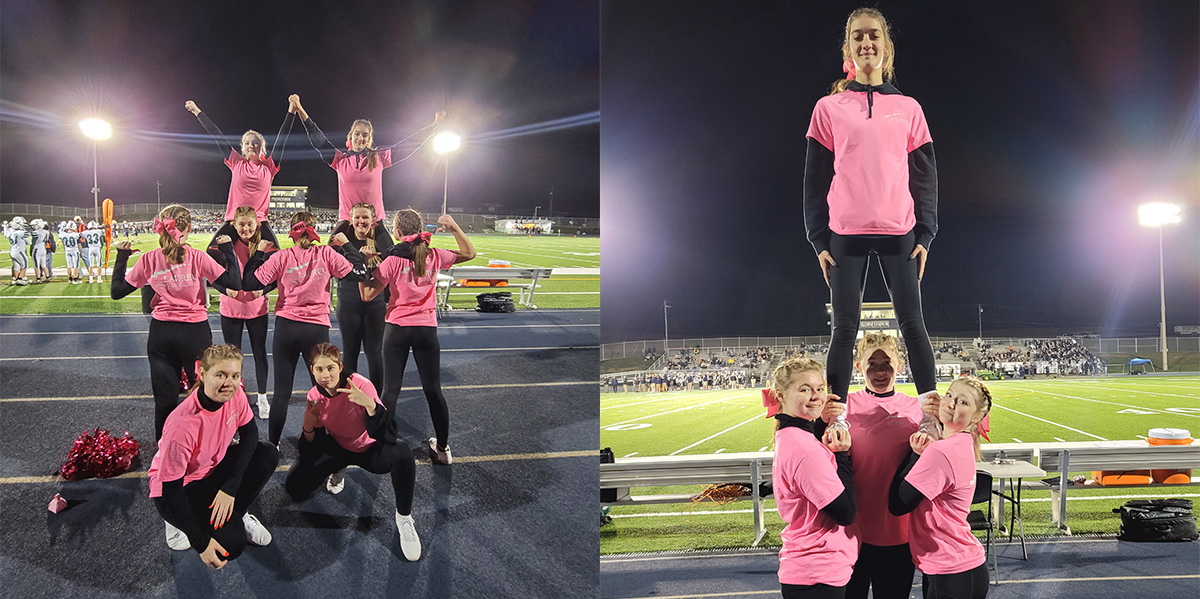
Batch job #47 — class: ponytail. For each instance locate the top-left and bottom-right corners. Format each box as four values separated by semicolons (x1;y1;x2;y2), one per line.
156;205;191;265
393;208;430;279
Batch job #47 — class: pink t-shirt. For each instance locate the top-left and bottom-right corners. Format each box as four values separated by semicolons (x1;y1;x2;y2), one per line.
773;426;858;586
806;91;932;237
845;389;923;546
332;148;393;220
125;246;227;323
224;149;280;221
253;244;352;326
306;373;385;453
147;386;253;497
218;239;269;319
904;432;987;575
375;248;458;327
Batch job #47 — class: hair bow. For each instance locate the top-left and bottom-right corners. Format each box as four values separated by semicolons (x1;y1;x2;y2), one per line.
401;232;432;245
978;413;991;442
842;58;856;81
761;388;780;418
153;217;183;243
289;221;319;242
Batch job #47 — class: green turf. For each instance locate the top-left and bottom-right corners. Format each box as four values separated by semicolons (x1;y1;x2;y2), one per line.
0;233;599;313
601;376;1200;553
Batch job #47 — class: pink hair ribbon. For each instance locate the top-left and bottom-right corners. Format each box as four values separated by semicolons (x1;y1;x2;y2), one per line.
289;221;319;242
978;413;991;442
761;388;780;418
402;232;432;245
153;217;182;243
842;58;856;80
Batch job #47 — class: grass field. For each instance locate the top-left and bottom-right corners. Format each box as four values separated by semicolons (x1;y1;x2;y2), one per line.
600;376;1200;553
0;233;599;313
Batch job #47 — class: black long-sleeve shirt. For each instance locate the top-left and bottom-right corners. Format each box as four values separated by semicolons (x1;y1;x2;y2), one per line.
300;116;437;167
194;111;294;164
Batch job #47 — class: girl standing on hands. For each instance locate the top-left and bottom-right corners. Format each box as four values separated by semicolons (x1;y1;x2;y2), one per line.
289;94;444;234
360;211;475;465
765;357;856;599
284;343;421;561
111;205;241;439
889;377;992;598
210;206;276;419
241;211;367;446
803;8;939;408
148;344;279;567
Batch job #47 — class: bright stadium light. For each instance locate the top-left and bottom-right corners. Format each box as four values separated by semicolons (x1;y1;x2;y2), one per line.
432;132;462;215
79;118;113;222
1138;201;1181;370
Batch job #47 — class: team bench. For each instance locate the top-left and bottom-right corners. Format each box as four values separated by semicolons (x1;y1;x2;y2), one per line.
436;266;553;310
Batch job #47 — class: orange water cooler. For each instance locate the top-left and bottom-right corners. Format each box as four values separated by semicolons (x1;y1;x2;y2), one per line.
1092;428;1192;485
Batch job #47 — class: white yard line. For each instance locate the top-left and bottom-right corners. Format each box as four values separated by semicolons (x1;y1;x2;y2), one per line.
990;404;1107;440
669;414;763;456
605;393;757;427
602;390;727;411
1003;384;1200;419
1080;384;1200;401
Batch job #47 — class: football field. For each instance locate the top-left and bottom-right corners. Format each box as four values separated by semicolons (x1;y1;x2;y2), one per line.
600;376;1200;553
0;233;599;313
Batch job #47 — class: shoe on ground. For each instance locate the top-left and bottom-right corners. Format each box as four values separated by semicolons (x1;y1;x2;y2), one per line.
243;513;271;546
165;521;190;551
326;469;346;495
395;513;422;561
15;279;28;286
256;394;271;419
428;438;452;465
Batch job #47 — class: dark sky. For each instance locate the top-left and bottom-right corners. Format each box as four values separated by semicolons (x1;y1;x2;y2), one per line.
601;0;1200;342
0;1;599;217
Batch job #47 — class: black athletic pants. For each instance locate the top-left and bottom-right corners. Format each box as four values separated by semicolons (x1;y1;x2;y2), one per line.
268;317;329;445
781;583;845;599
845;542;916;599
147;319;212;439
220;314;269;396
285;432;415;515
336;302;386;386
826;231;936;400
153;441;279;561
380;324;449;449
922;562;989;599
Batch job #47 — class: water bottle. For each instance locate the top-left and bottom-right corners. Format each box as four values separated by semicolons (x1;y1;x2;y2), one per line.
827;398;850;434
917;390;941;439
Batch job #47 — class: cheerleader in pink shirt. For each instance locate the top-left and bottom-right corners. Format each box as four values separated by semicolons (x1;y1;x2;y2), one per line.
889;377;992;598
289;93;444;234
360;210;475;465
148;345;279;568
184;99;293;251
111;205;242;439
284;343;421;561
240;211;368;445
765;357;857;599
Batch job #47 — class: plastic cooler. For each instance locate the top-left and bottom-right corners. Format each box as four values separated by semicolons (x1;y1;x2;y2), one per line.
1092;428;1192;485
462;259;510;287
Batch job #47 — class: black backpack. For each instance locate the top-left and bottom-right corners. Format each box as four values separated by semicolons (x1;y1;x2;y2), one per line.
476;292;515;313
1113;498;1199;542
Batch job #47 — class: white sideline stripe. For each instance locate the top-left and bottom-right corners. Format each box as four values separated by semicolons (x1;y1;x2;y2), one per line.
1003;385;1200;420
990;404;1108;440
670;414;762;456
1081;383;1200;400
606;392;758;428
0;345;599;362
0;323;599;336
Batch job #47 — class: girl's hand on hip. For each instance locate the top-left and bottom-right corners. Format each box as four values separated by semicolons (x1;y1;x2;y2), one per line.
909;244;928;280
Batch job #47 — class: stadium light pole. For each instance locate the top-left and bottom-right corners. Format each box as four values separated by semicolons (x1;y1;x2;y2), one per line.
79;118;112;220
1138;202;1181;371
534;205;541;219
432;132;461;215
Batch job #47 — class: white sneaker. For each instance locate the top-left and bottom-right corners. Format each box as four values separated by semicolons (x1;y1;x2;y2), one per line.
165;521;189;551
428;437;452;465
243;513;271;546
15;279;28;286
395;513;422;561
326;469;346;494
256;394;270;419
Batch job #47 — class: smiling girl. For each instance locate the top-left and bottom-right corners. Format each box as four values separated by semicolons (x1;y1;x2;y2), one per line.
889;377;993;598
765;357;857;598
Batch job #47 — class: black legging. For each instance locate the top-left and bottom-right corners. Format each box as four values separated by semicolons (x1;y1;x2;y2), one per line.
845;542;916;599
285;432;415;515
826;231;936;400
922;562;989;599
380;324;449;449
336;302;386;386
147;319;212;439
153;441;279;561
268;317;329;445
220;314;269;396
781;583;846;599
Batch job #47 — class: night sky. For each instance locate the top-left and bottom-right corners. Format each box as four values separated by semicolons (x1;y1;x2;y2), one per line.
601;0;1199;342
0;1;599;217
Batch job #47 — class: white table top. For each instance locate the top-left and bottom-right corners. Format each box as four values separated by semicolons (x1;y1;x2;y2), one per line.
976;460;1046;479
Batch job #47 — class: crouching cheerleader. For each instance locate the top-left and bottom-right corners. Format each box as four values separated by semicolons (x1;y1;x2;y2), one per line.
284;343;421;561
147;344;280;569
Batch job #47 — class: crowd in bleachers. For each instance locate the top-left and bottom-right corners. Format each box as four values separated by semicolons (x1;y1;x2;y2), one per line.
981;338;1105;375
663;346;774;371
934;342;969;361
626;369;752;391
